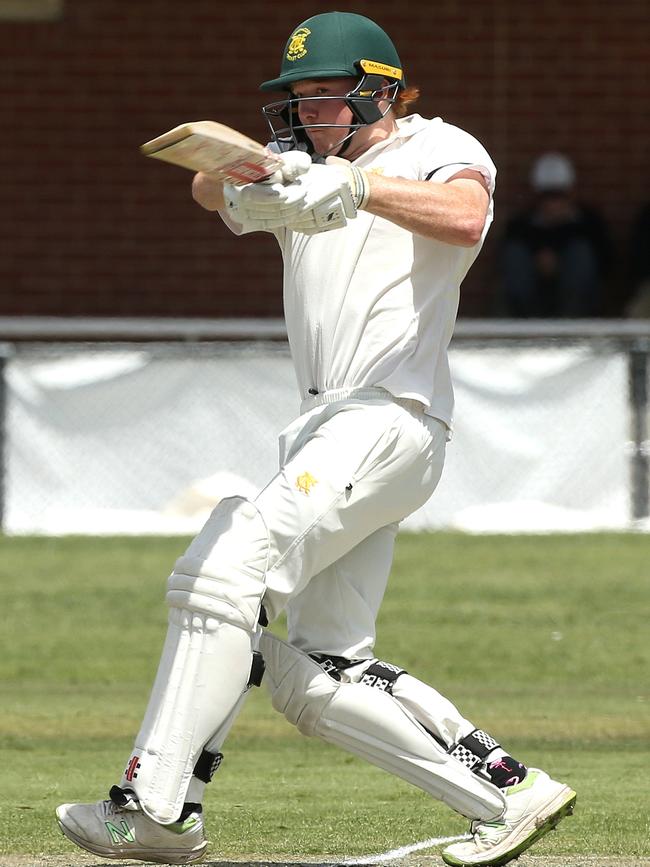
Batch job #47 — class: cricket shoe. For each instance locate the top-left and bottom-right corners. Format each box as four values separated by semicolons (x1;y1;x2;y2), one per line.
56;795;207;864
441;769;576;866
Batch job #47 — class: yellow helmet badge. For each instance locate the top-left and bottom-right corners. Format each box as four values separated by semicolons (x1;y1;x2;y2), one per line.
286;27;311;61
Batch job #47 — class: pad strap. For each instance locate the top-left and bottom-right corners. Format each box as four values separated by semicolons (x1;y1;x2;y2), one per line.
310;655;407;693
309;653;355;681
248;650;265;687
448;728;500;770
359;660;407;694
193;749;224;783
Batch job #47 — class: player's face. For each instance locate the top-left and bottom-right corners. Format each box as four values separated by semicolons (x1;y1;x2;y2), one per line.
291;77;357;156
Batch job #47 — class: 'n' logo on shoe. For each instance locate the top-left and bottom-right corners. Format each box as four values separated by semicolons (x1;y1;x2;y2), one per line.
105;820;136;845
124;755;141;782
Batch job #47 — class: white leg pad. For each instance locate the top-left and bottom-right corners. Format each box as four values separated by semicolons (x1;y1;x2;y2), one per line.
260;634;506;821
168;496;269;631
121;497;269;825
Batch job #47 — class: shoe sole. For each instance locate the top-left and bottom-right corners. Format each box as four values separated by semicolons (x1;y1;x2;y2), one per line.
441;786;577;867
55;810;208;865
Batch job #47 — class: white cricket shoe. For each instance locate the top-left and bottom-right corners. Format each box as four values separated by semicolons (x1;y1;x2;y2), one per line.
441;769;576;867
56;798;208;864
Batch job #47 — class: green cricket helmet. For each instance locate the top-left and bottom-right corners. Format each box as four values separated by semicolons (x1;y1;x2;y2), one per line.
260;12;405;157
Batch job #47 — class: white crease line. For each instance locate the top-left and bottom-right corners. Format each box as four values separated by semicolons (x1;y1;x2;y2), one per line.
341;833;472;865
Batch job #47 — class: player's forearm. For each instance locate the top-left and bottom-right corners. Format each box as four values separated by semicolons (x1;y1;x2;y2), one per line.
192;172;225;211
364;174;489;246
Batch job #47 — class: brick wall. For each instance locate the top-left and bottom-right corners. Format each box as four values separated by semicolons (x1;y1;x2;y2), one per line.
1;0;648;318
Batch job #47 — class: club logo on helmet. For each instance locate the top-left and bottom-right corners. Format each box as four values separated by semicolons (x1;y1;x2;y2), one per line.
286;27;311;62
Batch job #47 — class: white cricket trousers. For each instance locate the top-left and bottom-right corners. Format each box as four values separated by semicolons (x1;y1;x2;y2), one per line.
253;391;447;659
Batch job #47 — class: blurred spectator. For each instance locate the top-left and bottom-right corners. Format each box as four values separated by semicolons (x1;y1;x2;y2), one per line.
501;153;612;317
624;202;650;317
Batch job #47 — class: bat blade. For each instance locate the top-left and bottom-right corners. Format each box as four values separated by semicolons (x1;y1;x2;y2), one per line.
140;121;282;184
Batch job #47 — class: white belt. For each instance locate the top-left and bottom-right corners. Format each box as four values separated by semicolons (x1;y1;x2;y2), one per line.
300;386;425;415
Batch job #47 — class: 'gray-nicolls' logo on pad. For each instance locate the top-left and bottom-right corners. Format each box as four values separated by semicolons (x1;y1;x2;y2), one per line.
124;755;141;782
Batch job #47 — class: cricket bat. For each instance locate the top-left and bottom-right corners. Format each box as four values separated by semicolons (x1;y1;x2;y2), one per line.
140;120;283;184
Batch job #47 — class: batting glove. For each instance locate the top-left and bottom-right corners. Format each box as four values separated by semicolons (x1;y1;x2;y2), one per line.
223;151;313;229
285;159;370;235
223;154;370;234
271;150;313;183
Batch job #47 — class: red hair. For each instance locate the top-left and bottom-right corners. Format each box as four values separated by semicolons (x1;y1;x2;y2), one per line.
393;86;420;118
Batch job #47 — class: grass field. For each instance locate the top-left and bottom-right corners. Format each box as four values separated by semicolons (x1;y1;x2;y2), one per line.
1;532;649;864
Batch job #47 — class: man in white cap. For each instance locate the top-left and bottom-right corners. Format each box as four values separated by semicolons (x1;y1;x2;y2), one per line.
501;152;611;317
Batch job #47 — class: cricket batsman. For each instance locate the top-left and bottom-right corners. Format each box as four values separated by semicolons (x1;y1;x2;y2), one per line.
56;12;576;866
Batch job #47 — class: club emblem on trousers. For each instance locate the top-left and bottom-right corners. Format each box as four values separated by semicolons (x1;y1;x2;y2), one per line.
296;471;318;495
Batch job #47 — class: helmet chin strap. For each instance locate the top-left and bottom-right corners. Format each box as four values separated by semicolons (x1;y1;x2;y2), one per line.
335;126;359;157
318;126;359;160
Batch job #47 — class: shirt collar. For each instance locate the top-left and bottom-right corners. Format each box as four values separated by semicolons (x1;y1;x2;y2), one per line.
353;114;436;164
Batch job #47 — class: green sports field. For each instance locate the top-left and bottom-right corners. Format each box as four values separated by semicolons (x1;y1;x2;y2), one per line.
1;532;649;865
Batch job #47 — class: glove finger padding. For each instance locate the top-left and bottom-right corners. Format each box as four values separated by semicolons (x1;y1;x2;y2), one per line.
223;180;307;228
297;164;357;215
229;180;307;212
283;166;353;234
325;156;371;210
275;150;313;184
285;198;350;233
285;162;370;235
224;159;368;234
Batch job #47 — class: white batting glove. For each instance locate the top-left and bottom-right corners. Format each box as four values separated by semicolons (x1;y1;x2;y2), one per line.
223;178;306;228
285;160;370;235
223;151;313;229
223;153;369;234
272;150;313;183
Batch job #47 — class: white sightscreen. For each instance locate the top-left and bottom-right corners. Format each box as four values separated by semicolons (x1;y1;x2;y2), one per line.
4;341;636;535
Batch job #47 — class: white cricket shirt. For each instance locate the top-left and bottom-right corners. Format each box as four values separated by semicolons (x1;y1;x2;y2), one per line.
222;114;496;428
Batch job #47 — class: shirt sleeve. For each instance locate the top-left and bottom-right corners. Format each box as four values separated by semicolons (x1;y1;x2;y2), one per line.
420;122;497;195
